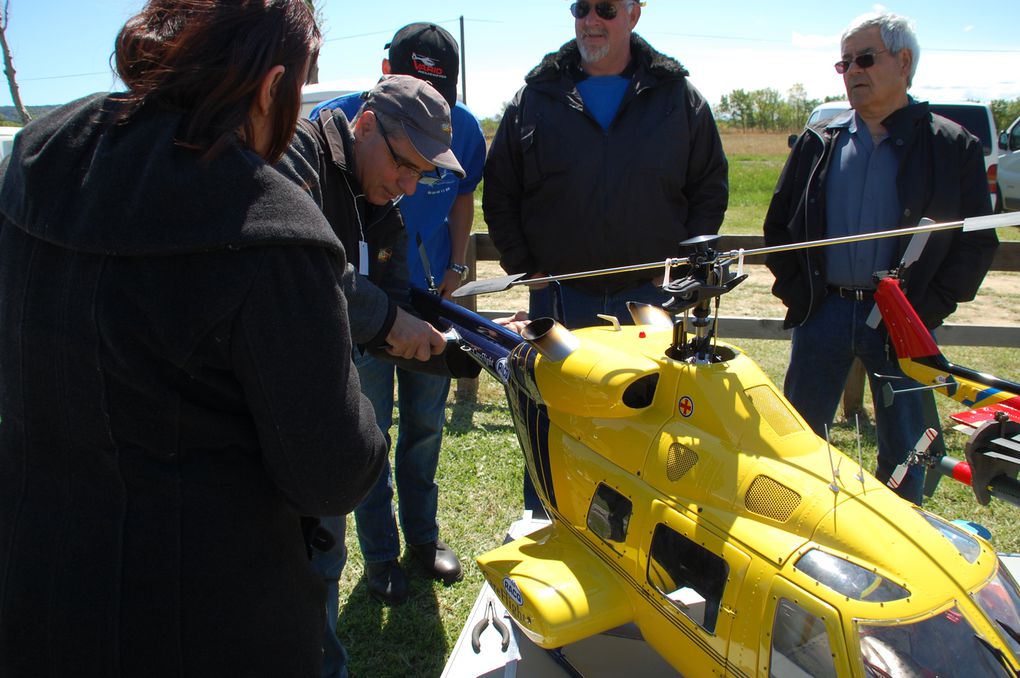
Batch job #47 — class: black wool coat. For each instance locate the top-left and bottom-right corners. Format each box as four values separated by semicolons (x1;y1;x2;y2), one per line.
0;94;386;677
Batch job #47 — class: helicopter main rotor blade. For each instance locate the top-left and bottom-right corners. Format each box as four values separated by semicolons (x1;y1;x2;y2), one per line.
455;212;1020;299
866;219;933;329
729;212;1020;262
452;273;529;297
451;259;686;298
963;212;1020;231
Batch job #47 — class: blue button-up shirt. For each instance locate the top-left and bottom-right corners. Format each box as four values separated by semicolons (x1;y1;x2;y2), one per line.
824;112;901;288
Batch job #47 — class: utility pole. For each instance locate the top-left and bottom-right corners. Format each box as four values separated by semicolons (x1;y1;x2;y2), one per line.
459;15;466;104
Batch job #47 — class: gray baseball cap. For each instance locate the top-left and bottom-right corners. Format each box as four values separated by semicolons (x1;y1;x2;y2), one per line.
362;74;465;179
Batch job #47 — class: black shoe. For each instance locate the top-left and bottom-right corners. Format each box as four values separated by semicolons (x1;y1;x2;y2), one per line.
410;539;463;585
365;559;408;605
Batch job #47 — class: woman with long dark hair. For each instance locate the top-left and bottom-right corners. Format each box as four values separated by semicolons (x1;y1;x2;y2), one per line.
0;2;385;676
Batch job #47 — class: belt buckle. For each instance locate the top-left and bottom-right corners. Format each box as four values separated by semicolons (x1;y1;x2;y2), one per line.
853;288;864;301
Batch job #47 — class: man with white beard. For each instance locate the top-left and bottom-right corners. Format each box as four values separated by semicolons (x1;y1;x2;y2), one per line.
484;0;727;516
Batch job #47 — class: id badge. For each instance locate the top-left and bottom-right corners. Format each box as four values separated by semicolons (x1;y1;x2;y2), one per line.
358;240;369;275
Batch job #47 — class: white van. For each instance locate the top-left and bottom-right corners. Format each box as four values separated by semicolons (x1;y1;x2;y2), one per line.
300;81;355;119
0;126;22;162
998;116;1020;212
799;101;1000;210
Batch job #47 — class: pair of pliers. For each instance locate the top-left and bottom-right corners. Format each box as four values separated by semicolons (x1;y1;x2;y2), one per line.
471;599;510;653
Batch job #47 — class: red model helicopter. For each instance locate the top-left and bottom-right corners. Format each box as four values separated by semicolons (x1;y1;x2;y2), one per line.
874;273;1020;507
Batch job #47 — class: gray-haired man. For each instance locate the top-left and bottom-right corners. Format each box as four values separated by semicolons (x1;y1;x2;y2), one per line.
763;13;997;505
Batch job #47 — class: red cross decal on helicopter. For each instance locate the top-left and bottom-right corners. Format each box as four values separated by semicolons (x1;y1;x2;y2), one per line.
678;396;694;418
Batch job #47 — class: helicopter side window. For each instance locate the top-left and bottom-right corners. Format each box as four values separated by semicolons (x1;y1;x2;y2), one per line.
769;598;837;678
647;524;728;633
587;484;632;544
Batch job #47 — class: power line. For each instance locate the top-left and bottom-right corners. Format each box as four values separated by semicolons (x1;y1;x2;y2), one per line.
19;24;1020;84
655;32;786;44
321;17;503;43
22;71;110;82
654;31;1020;53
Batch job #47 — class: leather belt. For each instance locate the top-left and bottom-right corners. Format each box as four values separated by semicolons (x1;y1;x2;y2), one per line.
828;285;874;301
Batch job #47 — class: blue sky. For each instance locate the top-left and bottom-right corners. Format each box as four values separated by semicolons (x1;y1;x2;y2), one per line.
3;0;1019;119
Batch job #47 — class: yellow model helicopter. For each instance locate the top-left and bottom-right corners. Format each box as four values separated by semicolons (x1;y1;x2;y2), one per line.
411;213;1020;677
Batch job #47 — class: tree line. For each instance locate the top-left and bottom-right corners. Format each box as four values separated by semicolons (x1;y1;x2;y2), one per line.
716;84;839;132
715;84;1020;134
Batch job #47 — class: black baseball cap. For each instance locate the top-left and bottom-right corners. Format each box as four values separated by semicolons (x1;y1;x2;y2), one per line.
385;22;459;108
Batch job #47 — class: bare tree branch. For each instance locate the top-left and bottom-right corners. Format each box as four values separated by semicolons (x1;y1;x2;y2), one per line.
0;0;31;124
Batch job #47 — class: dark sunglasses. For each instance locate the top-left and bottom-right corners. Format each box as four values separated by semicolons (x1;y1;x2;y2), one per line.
375;117;444;186
834;49;887;74
570;1;625;20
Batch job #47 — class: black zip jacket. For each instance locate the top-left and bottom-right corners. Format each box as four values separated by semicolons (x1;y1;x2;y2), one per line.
483;34;728;294
763;102;997;329
280;110;479;378
0;94;386;677
280;110;407;348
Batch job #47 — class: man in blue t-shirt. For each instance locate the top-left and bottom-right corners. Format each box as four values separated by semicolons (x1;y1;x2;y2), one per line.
310;20;485;630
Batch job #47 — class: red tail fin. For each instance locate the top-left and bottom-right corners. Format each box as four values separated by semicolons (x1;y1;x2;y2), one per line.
874;278;940;360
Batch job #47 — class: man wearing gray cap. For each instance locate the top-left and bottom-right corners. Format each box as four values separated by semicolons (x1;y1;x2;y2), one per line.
308;22;486;615
278;73;465;678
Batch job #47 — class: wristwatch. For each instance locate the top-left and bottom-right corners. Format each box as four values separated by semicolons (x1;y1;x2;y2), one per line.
448;262;470;281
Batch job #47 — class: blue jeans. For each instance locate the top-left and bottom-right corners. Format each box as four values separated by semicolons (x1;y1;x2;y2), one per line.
528;281;671;330
784;293;930;504
353;352;450;563
311;515;348;678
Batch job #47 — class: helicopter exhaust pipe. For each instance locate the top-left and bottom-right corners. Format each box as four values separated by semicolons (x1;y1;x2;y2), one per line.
627;302;674;329
521;317;580;362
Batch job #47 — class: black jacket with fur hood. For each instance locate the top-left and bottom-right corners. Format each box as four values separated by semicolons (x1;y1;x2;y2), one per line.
0;93;385;677
483;33;729;294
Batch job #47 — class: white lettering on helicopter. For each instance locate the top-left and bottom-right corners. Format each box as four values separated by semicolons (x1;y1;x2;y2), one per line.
463;346;496;371
495;357;510;384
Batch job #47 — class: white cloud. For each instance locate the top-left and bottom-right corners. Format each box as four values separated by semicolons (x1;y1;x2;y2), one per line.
912;51;1020;103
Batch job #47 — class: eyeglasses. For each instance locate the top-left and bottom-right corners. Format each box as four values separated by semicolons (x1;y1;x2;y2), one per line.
834;49;887;74
375;117;444;186
570;1;626;21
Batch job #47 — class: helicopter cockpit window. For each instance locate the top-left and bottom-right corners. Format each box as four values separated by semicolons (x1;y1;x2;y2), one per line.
587;484;632;544
973;563;1020;659
769;598;837;678
858;607;1012;677
647;524;728;633
916;509;982;564
794;549;909;602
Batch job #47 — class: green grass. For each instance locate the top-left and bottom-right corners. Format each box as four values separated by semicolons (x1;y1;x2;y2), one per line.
336;378;522;677
721;155;787;234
